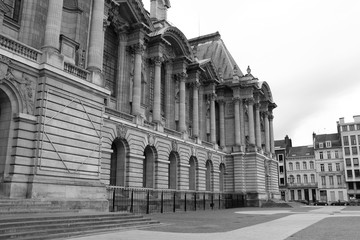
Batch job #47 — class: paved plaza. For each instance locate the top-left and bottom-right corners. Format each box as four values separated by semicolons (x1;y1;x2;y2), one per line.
68;206;360;240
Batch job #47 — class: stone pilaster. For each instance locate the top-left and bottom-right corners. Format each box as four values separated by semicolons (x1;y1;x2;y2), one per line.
176;72;187;133
264;111;270;153
152;56;163;122
269;113;275;154
192;81;200;137
87;0;105;86
218;99;225;148
255;102;262;149
43;0;64;52
165;61;173;128
210;93;217;144
247;98;255;145
233;97;241;146
132;43;145;116
240;99;246;146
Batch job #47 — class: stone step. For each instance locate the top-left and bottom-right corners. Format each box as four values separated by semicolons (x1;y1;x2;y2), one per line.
0;212;160;239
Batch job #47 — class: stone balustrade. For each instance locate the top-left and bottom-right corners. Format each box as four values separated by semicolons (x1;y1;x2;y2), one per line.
0;34;41;62
64;62;90;81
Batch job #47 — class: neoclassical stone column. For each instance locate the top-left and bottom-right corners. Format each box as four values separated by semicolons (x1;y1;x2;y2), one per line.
43;0;64;52
247;98;255;145
239;99;246;146
178;73;187;132
255;102;262;149
116;34;127;111
192;81;200;137
233;98;241;146
210;93;217;144
269;113;275;154
132;44;145;116
165;61;173;128
87;0;104;72
218;99;225;148
153;57;163;122
264;111;270;153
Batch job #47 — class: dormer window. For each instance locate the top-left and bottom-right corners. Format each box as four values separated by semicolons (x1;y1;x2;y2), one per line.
326;141;331;148
319;142;324;148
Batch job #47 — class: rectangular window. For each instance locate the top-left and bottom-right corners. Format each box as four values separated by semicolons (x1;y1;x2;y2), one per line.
303;162;307;169
320;164;325;172
280;178;284;185
310;161;314;169
354;158;359;166
296;162;300;170
311;174;315;183
342;125;348;131
350;125;355;131
304;175;308;183
321;176;326;186
279;166;284;174
351;135;357;145
328;163;332;172
327;151;331;159
345;147;350;155
347;170;353;178
319;151;323;159
297;175;301;183
355;170;360;178
329;176;334;185
298;190;302;200
352;147;358;155
335;150;339;158
289;163;293;171
3;0;21;22
343;136;349;146
326;141;331;148
336;163;340;171
357;124;360;130
349;182;354;189
337;175;342;185
319;143;324;148
346;158;352;167
278;154;284;162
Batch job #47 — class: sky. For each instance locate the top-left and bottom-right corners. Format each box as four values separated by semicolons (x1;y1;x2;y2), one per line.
143;0;360;146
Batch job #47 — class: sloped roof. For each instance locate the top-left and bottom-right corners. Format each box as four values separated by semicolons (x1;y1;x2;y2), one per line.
288;146;314;157
189;32;243;81
275;140;286;148
314;133;341;148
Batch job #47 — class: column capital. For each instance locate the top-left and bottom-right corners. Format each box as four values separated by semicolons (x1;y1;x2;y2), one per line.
245;98;255;105
129;43;145;55
232;97;241;103
152;56;164;66
269;114;274;120
174;72;188;82
217;98;226;105
209;93;217;101
254;102;260;110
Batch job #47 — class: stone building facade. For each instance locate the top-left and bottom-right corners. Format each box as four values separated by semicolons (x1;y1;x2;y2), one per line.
0;0;279;209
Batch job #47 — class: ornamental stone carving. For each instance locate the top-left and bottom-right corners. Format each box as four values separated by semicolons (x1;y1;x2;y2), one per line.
116;123;127;139
192;146;196;157
208;152;212;160
171;140;177;152
148;134;155;146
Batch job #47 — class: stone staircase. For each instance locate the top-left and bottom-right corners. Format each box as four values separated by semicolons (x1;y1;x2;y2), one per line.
0;199;160;239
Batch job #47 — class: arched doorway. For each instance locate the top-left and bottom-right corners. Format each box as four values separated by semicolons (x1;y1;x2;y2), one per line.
0;88;12;181
206;160;213;191
219;163;226;192
189;156;197;190
109;138;127;186
143;146;156;188
168;151;178;189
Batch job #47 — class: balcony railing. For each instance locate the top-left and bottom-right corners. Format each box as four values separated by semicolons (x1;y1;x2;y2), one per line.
105;108;134;122
0;33;41;62
287;182;318;188
64;62;89;81
106;186;245;214
164;127;182;138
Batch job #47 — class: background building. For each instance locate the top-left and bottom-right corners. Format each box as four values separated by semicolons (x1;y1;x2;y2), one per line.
286;146;317;203
338;116;360;200
313;133;347;203
0;0;279;209
275;135;292;201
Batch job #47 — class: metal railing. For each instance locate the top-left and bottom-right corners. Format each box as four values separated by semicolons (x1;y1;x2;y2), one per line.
107;186;245;214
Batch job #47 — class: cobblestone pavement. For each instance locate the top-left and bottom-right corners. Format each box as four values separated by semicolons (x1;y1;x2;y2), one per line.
69;206;360;240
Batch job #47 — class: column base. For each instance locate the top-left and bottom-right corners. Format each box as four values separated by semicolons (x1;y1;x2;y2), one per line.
41;48;64;69
89;70;104;87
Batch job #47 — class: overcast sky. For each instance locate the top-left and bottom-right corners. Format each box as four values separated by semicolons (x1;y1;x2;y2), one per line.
143;0;360;146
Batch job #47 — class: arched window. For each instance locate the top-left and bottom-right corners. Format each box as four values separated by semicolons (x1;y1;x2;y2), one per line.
0;88;12;178
303;161;307;169
296;175;301;183
289;162;293;171
110;139;127;186
189;157;197;190
310;161;314;169
296;162;300;170
168;152;177;189
219;163;226;192
311;174;315;183
304;174;308;183
289;175;294;184
143;146;155;188
206;160;213;191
